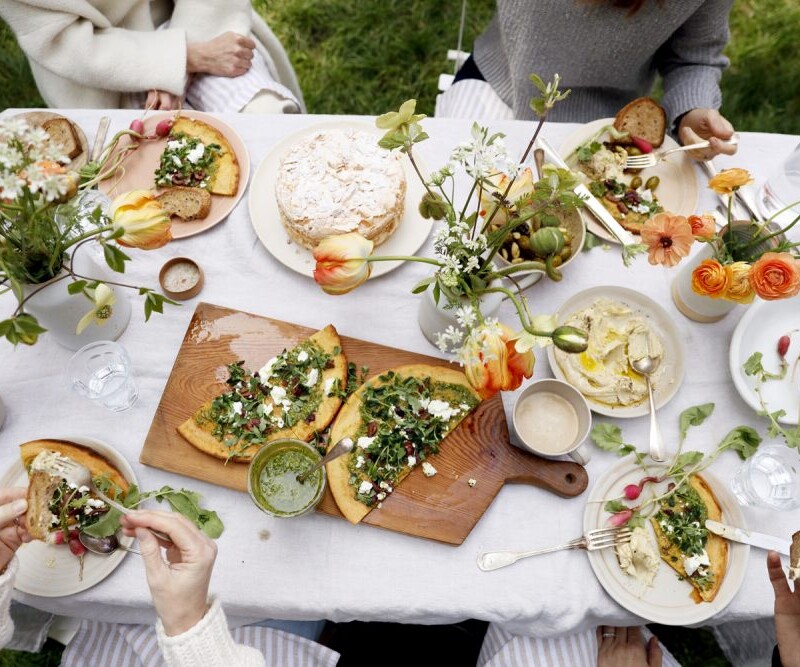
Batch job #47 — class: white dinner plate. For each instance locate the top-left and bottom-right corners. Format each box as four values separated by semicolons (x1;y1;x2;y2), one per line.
584;459;749;625
2;436;137;597
248;120;433;279
560;119;699;244
730;299;800;425
547;286;686;418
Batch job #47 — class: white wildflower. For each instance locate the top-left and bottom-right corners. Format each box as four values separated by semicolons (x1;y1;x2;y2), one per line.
455;305;477;329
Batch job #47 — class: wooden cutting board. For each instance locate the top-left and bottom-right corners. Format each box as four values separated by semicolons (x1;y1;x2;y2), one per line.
141;302;589;545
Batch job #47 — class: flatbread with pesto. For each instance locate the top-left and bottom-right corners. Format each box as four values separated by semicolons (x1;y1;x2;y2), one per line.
178;325;347;462
327;364;481;524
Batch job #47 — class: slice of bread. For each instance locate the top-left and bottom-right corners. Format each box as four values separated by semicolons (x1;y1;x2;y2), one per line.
791;530;800;581
171;117;239;196
157;186;212;221
613;97;667;149
42;118;81;159
25;471;62;541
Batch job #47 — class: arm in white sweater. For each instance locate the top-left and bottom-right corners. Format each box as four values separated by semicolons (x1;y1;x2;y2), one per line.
0;0;187;95
168;0;251;44
0;558;19;649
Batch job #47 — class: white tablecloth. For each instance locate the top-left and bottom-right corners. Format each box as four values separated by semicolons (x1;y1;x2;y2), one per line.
1;109;798;637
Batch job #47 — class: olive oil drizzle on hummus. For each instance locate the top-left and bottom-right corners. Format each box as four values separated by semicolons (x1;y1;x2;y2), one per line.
347;371;479;507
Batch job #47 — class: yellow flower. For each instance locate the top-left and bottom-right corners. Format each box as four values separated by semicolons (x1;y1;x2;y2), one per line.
110;190;172;250
461;320;534;399
724;262;755;304
708;168;754;196
312;232;374;295
76;283;116;334
692;259;729;298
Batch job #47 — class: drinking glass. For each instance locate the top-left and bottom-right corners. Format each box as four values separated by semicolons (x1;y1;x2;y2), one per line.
759;142;800;231
730;444;800;511
67;341;138;412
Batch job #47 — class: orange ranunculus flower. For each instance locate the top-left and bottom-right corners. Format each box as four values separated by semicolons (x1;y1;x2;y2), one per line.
749;252;800;300
479;167;535;225
640;212;694;267
708;168;754;196
724;261;755;304
460;320;534;399
692;259;729;298
110;190;172;250
313;232;374;295
688;213;716;240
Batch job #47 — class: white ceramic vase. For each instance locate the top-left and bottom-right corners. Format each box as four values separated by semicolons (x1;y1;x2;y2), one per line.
417;283;504;348
22;246;131;350
670;244;737;323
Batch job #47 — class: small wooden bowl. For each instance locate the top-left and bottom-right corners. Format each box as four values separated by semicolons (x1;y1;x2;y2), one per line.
158;257;204;300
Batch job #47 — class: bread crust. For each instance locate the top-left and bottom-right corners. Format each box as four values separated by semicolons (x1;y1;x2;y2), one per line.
157;186;212;221
613;97;667;149
170;117;239;196
42;118;81;159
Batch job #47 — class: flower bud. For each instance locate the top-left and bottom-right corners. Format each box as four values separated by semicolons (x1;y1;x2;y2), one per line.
418;192;448;220
552;325;588;353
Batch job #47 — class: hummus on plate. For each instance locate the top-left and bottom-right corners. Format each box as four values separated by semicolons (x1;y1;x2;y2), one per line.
616;526;660;589
554;298;664;407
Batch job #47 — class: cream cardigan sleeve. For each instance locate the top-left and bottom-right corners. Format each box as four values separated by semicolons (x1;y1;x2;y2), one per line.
0;557;19;649
0;0;187;96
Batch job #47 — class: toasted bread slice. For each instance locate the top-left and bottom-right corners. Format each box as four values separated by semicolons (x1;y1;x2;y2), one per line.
651;475;728;603
171;117;239;196
157;186;212;221
599;197;649;234
613;97;667;149
25;471;63;540
790;531;800;581
42;118;81;159
327;365;480;524
178;325;347;462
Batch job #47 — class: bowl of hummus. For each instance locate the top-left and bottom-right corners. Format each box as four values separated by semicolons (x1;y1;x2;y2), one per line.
547;286;685;418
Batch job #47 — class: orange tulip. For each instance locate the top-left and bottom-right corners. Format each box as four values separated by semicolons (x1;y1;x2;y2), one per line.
461;321;534;399
692;259;729;298
110;190;172;250
688;214;716;240
723;262;755;304
313;232;374;295
749;252;800;300
708;168;753;196
640;212;694;267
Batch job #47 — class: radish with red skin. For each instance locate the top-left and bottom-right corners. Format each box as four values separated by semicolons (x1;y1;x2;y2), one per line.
609;509;633;527
68;537;85;557
155;119;174;138
778;335;791;359
630;136;653;154
129;119;145;135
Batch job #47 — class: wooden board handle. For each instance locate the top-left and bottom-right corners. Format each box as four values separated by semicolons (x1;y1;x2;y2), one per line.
506;461;588;498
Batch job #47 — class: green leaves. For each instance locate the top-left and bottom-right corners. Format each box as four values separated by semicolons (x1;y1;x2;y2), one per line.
582;231;606;253
0;313;46;345
102;242;130;274
669;451;704;476
155;487;224;538
418;191;449;220
529;72;571;117
590;423;643;463
719;425;762;460
743;351;764;377
376;99;428;153
139;288;179;322
679;403;715;443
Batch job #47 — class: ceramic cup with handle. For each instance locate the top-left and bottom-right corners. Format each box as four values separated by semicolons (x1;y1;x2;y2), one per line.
510;378;592;465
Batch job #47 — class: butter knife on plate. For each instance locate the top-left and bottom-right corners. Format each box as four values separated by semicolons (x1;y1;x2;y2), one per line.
537;137;636;246
706;519;790;555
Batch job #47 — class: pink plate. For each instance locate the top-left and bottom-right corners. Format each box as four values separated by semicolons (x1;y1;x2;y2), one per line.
98;111;250;239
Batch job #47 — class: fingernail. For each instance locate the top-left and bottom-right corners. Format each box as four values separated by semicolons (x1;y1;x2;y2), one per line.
12;499;27;514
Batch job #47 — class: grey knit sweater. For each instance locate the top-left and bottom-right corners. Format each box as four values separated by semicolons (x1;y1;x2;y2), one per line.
474;0;733;126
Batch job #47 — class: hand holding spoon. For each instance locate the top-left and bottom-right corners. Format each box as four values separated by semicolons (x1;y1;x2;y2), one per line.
297;437;354;484
630;355;665;462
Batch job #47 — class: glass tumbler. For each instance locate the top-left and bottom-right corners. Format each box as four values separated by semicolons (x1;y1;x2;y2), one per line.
67;340;138;412
730;444;800;511
759;141;800;230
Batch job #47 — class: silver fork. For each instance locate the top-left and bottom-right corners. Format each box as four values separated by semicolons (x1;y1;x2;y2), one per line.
477;527;632;572
624;134;739;170
40;456;172;544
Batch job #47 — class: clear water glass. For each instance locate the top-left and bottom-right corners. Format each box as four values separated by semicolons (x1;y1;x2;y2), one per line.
759;141;800;231
730;444;800;511
67;341;138;412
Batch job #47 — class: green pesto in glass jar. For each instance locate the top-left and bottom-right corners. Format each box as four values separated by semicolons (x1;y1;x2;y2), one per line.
248;440;324;517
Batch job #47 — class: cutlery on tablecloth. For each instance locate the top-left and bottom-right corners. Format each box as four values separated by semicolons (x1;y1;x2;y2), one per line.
624;135;739;170
89;116;111;162
705;520;791;555
477;527;632;572
630;353;665;462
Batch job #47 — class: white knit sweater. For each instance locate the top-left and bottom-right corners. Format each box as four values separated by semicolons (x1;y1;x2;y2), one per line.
0;0;305;110
0;558;18;649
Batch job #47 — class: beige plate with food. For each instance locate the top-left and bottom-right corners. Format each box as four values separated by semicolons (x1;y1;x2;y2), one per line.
98;111;250;239
248;120;433;279
546;285;686;418
15;111;89;170
584;459;749;625
560;118;699;244
0;436;137;598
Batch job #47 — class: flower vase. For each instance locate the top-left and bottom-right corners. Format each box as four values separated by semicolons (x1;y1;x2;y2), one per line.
417;285;504;348
671;244;737;323
22;246;131;350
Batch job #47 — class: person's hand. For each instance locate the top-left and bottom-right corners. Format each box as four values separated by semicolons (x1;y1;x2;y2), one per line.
120;510;216;636
597;626;662;667
0;487;31;572
768;551;800;667
186;32;255;77
145;90;183;111
678;109;737;161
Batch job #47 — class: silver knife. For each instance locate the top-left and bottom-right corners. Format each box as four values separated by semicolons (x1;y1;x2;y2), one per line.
700;160;756;221
538;137;636;246
705;519;790;555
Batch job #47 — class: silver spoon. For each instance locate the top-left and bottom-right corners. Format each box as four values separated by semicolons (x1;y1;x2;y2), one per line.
296;437;354;484
78;532;141;556
630;355;665;462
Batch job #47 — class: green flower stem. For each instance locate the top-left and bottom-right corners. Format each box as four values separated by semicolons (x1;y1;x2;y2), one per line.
364;255;443;267
61;224;114;250
490;261;546;277
475;286;551;339
740;212;800;251
13;272;72;316
459;180;478;224
405;147;437;201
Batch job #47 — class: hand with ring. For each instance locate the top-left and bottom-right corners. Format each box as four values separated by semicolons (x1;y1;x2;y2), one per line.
0;487;32;573
597;626;662;667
